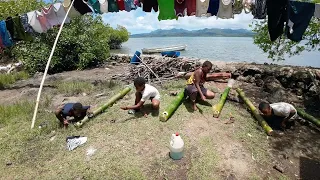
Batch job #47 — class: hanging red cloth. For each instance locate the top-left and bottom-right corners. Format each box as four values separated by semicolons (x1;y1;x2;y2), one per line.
117;0;126;10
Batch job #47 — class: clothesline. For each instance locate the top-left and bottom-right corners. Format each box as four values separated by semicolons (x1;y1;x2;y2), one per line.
0;0;319;50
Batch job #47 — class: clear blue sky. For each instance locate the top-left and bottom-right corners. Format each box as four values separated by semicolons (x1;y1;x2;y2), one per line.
43;0;255;34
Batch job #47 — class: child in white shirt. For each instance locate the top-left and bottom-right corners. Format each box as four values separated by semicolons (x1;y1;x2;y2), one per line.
121;77;160;112
259;102;297;129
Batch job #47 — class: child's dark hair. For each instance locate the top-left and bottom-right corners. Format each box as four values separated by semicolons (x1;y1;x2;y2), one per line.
73;103;83;111
258;102;270;111
202;61;212;68
134;77;146;87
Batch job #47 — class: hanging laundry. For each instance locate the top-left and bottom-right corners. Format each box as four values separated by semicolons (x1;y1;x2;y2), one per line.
63;0;82;18
158;0;177;20
267;0;287;41
42;5;60;27
36;11;51;32
99;0;109;13
207;0;219;16
175;0;186;17
5;17;14;40
286;1;315;42
108;0;120;12
0;37;4;51
217;0;233;19
12;16;33;41
0;21;13;47
315;3;320;18
134;0;141;7
73;0;93;14
53;3;71;24
117;0;126;11
232;0;242;15
253;0;266;19
86;0;101;14
242;0;252;14
141;0;158;12
186;0;196;16
27;11;44;33
124;0;136;12
20;14;35;34
196;0;210;17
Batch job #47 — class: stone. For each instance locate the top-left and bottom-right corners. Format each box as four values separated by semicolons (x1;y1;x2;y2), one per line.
256;79;264;87
278;67;294;78
254;74;261;79
309;85;319;94
296;82;305;89
267;88;286;103
263;76;283;93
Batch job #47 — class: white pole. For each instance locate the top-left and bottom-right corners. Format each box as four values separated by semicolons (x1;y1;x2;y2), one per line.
31;0;75;129
135;54;162;85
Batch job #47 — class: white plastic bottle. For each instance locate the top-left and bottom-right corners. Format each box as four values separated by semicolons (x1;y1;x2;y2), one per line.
169;133;184;160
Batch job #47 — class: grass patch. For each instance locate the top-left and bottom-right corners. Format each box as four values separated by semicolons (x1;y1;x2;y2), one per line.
0;101;34;125
0;79;274;179
55;81;94;95
188;137;219;180
0;71;29;89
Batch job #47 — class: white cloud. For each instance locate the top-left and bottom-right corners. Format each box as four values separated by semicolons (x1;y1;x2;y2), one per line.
102;8;255;34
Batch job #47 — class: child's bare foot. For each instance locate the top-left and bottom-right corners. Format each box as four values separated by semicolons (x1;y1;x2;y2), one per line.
192;103;198;111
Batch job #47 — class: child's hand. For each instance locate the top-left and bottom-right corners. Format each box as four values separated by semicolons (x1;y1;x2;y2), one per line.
120;106;127;110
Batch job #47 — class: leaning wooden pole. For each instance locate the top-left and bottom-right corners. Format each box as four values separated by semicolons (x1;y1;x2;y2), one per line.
159;89;185;122
296;108;320;128
212;79;234;117
75;86;132;127
30;0;75;129
236;88;273;136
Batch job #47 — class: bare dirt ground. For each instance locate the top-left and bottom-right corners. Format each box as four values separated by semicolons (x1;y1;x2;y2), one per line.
0;63;319;179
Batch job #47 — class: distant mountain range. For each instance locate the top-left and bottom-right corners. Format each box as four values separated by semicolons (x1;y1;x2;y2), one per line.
130;28;255;38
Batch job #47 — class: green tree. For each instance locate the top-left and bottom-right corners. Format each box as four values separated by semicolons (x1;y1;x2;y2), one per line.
0;0;45;20
13;15;129;74
252;18;320;61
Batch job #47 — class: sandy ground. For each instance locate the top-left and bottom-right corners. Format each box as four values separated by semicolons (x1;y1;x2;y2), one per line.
0;64;319;179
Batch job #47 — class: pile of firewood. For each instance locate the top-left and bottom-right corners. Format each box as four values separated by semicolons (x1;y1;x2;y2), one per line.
112;56;201;83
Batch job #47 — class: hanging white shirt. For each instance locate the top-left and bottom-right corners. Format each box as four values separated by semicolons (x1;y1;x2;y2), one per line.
53;3;71;24
63;0;82;19
42;5;59;27
217;0;234;19
27;11;44;33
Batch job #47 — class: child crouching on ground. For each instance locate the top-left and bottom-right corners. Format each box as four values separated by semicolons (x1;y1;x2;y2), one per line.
185;61;215;111
121;77;160;113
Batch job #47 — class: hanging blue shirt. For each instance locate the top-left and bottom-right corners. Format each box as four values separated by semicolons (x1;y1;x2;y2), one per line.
0;21;13;47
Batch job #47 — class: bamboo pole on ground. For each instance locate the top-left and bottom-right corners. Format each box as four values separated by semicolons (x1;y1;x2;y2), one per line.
212;79;234;118
236;88;273;136
159;89;185;122
31;0;75;129
75;86;132;127
296;108;320;128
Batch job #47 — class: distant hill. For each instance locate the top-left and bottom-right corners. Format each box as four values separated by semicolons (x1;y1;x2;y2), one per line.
130;28;255;38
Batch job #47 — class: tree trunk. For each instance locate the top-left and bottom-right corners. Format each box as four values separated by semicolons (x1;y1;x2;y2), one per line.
212;87;231;118
75;86;132;127
159;89;185;122
236;88;273;136
296;108;320;128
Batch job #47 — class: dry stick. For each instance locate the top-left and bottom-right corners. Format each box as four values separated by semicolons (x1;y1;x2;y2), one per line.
30;0;75;129
135;54;162;85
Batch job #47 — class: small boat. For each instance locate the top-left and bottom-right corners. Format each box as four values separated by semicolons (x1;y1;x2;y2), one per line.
161;51;180;58
142;44;187;54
